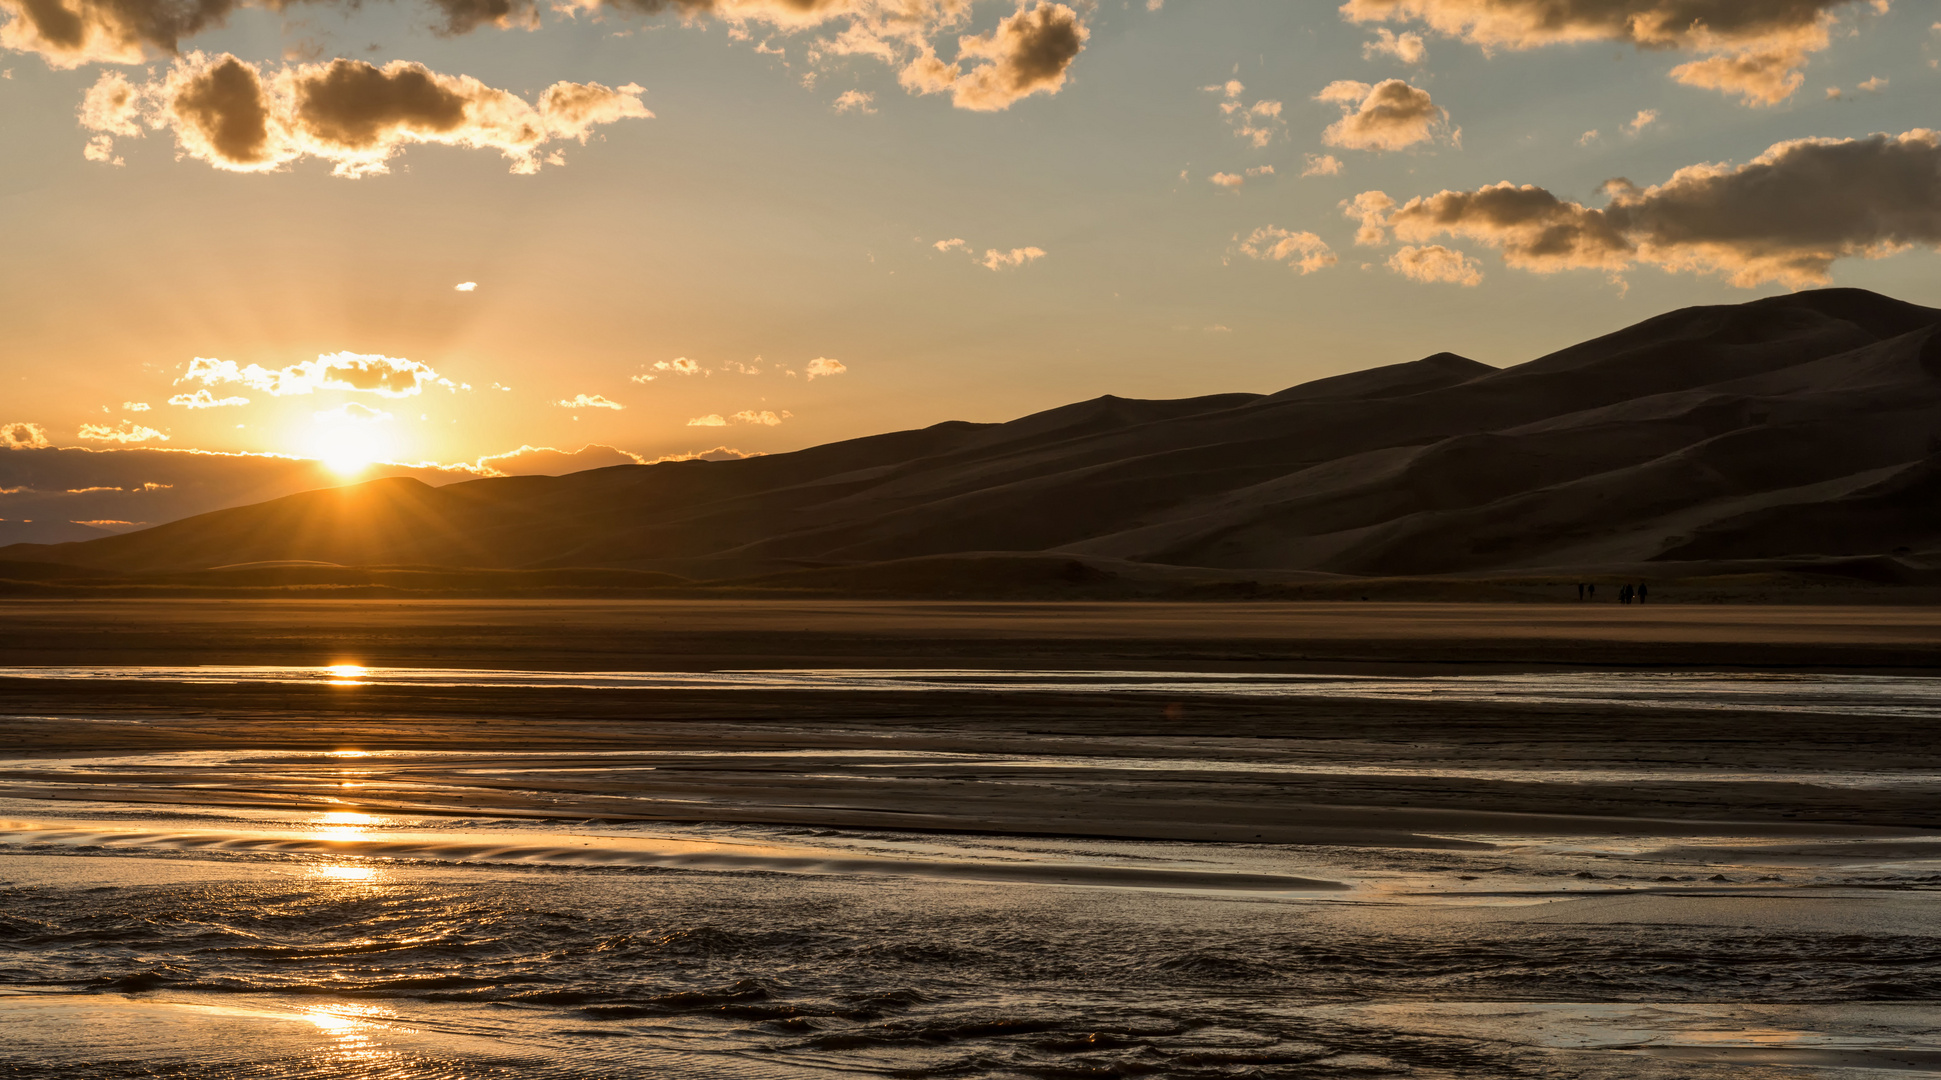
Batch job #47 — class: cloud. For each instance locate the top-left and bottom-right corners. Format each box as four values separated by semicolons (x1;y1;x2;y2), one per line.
1858;75;1887;92
654;357;703;375
122;401;150;411
556;393;623;410
1209;171;1245;188
1579;129;1600;145
1362;27;1426;63
732;409;786;426
3;422;50;449
804;357;846;380
1668;48;1803;105
455;281;478;291
833;89;876;113
168;389;250;408
1317;78;1450;152
1341;189;1397;245
933;237;968;252
77;421;168;443
686;414;728;427
1626;108;1658;133
1302;153;1344;176
1340;0;1875;105
1356;128;1941;288
178;352;455;398
1387;243;1484;285
1247;164;1274;177
473;443;647;476
651;445;759;463
629;373;656;384
1239;227;1337;274
78;54;651;176
1205;78;1283;148
981;246;1046;270
898;2;1087;112
314;401;391;423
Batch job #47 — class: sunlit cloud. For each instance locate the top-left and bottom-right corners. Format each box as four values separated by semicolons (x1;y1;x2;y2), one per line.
3;422;50;449
1239;226;1337;274
733;409;786;425
654;357;702;375
981;246;1046;270
686;414;728;427
177;352;456;398
1302;153;1344;176
454;281;478;291
1626;109;1658;134
168;389;250;408
898;2;1088;112
1204;79;1283;148
78;54;651;176
1387;243;1483;285
78;420;168;443
1340;0;1877;105
1354;128;1941;288
803;357;846;380
121;401;150;411
556;393;623;410
1210;171;1245;188
1317;78;1451;152
1362;27;1426;63
833;89;876;113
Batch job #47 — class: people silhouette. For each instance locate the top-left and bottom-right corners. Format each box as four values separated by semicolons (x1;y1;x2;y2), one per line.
1620;584;1634;605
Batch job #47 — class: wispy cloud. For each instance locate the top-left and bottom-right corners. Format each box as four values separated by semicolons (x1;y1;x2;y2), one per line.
77;421;168;443
168;390;250;409
556;393;624;410
1239;227;1337;274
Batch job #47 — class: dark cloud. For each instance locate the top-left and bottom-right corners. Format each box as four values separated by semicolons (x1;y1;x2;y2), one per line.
1341;0;1875;104
900;1;1087;111
1357;128;1941;287
0;0;236;66
80;55;650;174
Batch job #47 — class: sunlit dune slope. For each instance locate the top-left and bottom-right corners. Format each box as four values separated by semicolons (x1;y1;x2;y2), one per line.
7;288;1941;579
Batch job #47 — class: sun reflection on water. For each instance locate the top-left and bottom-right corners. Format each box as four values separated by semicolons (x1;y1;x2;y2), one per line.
324;664;369;686
310;864;381;883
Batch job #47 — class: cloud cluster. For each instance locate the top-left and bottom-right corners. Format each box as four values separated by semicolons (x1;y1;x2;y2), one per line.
168;389;249;408
80;54;651;175
1303;153;1344;176
1362;27;1426;63
687;409;791;427
1317;78;1450;152
898;2;1087;111
178;352;457;397
77;421;168;443
3;422;50;449
1205;79;1283;148
1387;243;1483;285
1353;128;1941;288
1340;0;1876;105
980;245;1046;270
556;393;623;410
1239;226;1337;274
804;357;846;379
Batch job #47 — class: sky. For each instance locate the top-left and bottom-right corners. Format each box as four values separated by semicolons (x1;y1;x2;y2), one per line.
2;0;1939;480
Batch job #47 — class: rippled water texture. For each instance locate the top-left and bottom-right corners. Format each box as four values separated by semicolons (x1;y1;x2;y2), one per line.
2;665;1939;1076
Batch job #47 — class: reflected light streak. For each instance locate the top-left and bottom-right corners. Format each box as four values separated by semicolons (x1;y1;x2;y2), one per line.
324;664;370;686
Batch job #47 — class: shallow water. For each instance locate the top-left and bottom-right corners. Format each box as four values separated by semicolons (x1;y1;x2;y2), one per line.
3;805;1940;1078
4;664;1940;1076
11;665;1941;719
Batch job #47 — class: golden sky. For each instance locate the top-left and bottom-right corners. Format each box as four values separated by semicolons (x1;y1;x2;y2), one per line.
2;0;1938;473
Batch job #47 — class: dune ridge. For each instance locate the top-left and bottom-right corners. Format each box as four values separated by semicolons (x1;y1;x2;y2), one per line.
6;288;1941;583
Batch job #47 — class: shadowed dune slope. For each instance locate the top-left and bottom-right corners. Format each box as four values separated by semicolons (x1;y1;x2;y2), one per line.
7;288;1941;579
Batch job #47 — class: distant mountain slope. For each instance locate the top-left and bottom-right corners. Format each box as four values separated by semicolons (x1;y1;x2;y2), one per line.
8;288;1941;578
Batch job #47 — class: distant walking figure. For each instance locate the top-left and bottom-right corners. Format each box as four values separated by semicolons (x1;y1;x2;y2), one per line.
1638;583;1648;604
1619;584;1634;605
1577;583;1585;600
1587;584;1596;601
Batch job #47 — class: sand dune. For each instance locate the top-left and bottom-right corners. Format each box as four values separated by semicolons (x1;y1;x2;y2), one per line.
5;288;1940;582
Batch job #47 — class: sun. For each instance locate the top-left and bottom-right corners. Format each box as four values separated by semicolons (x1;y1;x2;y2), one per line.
306;424;394;476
